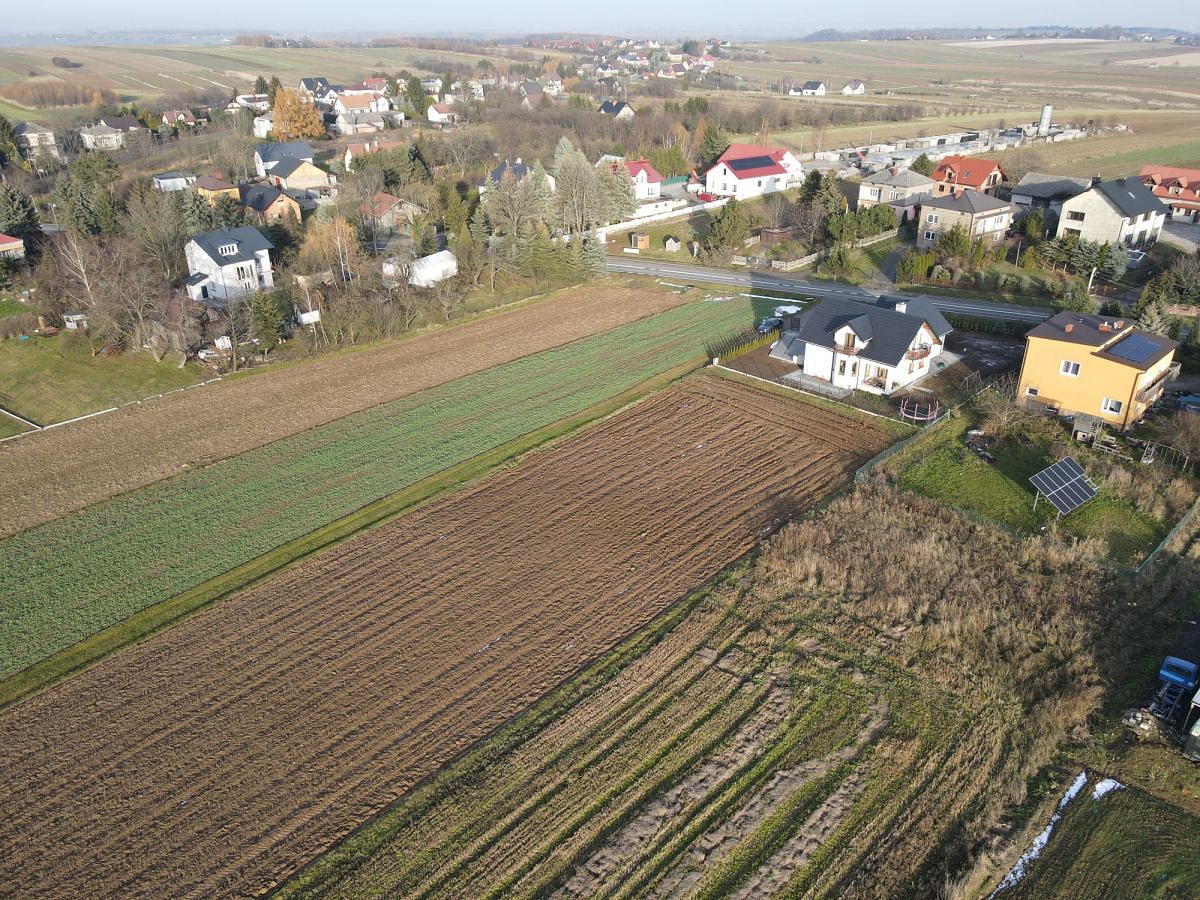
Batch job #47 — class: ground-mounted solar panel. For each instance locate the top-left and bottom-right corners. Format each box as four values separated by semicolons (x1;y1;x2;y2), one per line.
1108;333;1162;365
1029;455;1098;516
727;156;776;172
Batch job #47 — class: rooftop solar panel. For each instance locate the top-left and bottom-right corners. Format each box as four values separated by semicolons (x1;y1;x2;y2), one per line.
1029;456;1097;516
1108;333;1162;365
727;155;777;172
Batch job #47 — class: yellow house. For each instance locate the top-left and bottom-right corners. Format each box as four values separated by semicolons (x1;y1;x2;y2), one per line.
1017;312;1178;430
194;175;239;203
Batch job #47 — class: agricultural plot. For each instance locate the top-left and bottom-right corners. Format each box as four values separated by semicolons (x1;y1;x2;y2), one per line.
0;280;688;538
0;376;890;897
0;297;753;681
279;483;1127;899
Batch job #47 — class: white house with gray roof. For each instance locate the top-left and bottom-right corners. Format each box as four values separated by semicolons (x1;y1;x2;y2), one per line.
771;296;952;394
184;227;274;304
857;167;934;212
1055;177;1167;248
254;141;314;178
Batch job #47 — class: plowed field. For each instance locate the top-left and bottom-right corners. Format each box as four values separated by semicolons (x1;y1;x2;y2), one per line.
0;279;687;538
0;376;890;898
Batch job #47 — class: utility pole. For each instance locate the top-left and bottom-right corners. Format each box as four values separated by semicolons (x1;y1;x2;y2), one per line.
1087;265;1098;293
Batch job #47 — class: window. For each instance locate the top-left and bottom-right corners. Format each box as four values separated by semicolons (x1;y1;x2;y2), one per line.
837;360;846;376
924;230;936;242
1101;397;1124;414
1067;211;1085;222
218;243;238;256
1060;360;1080;377
1064;228;1081;238
1026;386;1039;397
926;213;939;223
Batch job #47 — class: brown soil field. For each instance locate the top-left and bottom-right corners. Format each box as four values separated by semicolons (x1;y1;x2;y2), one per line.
0;279;687;539
0;376;890;898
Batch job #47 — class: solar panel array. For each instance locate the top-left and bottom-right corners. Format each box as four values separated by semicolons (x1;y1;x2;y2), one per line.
1108;333;1163;365
1029;456;1097;516
727;155;777;172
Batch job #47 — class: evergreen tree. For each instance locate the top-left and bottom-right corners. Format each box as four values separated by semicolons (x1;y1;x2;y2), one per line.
254;75;269;96
0;183;41;253
51;177;100;235
1139;298;1171;336
814;171;843;216
583;232;608;278
703;199;750;258
598;163;636;224
249;291;285;353
530;159;553;218
0;114;18;168
910;154;935;176
268;76;283;105
405;76;427;114
697;122;730;168
553;136;576;173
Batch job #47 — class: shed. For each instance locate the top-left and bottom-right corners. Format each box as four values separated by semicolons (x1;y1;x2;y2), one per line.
63;310;89;331
408;250;458;287
1072;413;1104;443
760;226;796;247
664;236;681;252
630;231;650;250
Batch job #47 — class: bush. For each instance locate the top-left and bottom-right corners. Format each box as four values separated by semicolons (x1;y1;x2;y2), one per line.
0;313;37;340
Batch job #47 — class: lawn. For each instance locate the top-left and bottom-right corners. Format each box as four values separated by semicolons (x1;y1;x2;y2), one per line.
0;334;205;426
0;298;755;681
887;413;1171;562
0;298;32;319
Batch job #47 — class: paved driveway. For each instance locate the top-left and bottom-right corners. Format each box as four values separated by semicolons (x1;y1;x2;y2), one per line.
1162;220;1200;255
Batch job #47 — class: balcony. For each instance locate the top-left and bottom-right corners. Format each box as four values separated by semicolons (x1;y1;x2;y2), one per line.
905;345;932;361
836;345;861;357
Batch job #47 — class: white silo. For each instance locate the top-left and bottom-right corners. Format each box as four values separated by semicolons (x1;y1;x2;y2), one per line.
1038;104;1053;137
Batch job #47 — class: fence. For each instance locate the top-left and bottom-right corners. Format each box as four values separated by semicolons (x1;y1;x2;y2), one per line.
601;196;730;238
732;228;900;272
1136;491;1200;578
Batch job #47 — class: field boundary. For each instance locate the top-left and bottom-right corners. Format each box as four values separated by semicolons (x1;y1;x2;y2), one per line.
710;363;908;424
0;357;705;711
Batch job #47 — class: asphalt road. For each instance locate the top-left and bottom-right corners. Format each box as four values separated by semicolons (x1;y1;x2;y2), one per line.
607;258;1053;324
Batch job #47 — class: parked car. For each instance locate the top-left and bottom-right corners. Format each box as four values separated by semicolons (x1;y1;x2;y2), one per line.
756;316;783;334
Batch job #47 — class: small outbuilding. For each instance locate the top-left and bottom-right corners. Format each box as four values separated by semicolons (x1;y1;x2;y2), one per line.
630;231;650;250
62;310;89;331
664;236;681;252
408;249;458;287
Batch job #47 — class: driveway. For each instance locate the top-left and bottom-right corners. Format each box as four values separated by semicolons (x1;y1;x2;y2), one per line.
1162;220;1200;255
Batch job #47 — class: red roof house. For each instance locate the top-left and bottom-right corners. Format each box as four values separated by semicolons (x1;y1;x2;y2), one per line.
931;155;1005;194
1140;164;1200;221
704;144;802;199
0;232;26;259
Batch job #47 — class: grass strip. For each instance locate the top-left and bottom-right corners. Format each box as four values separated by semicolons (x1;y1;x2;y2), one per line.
0;359;702;711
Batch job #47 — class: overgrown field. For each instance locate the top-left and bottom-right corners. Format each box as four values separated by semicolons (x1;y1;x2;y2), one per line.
0;298;753;680
0;376;891;897
279;483;1138;898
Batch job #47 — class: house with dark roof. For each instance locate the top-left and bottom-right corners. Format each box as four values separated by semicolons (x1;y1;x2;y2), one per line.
1011;173;1091;216
268;157;334;193
478;158;556;195
184;226;274;304
931;155;1004;195
842;79;866;95
237;183;302;224
790;80;826;96
704;143;803;200
770;296;952;394
1017;311;1178;430
857;167;934;214
1055;177;1167;247
916;189;1013;249
254;141;315;178
297;77;332;102
598;99;635;119
13;121;59;160
1138;165;1200;224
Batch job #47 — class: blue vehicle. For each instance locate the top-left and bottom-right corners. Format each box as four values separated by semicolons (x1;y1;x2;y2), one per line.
1176;396;1200;415
1150;656;1199;725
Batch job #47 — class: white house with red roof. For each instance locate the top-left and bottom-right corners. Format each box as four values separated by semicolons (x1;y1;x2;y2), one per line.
931;154;1005;195
624;159;663;201
704;144;803;200
0;233;26;260
1139;164;1200;223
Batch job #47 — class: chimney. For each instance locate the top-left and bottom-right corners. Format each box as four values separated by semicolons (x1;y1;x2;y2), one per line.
1116;319;1125;329
1092;174;1102;187
1064;323;1074;333
1099;322;1111;332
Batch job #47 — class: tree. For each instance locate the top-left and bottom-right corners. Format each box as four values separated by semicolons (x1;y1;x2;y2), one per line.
1138;298;1171;336
553;146;602;236
249;291;285;354
0;184;41;255
680;39;704;57
697;122;730;168
703;199;751;259
1021;208;1045;241
268;76;282;105
1057;281;1098;314
482;172;540;237
910;154;935;177
123;182;186;282
254;75;269;95
934;224;971;263
1170;254;1200;306
0;114;18;168
405;76;427;115
272;88;325;141
597;163;636;225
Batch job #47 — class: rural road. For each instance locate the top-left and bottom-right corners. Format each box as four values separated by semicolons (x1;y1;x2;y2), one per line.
607;259;1053;324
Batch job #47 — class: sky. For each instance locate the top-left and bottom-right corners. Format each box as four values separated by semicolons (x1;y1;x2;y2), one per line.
1;2;1195;37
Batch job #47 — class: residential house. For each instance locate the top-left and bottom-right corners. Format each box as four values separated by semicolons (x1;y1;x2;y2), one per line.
856;167;934;218
1139;164;1200;223
1055;177;1167;247
98;116;145;134
842;80;867;95
598;99;636;119
253;112;274;140
407;249;458;287
0;233;26;260
194;175;240;203
420;78;443;95
333;92;391;114
254;141;314;178
13;121;59;160
427;104;457;125
343;138;405;171
297;77;332;101
793;80;826;96
162;109;197;128
520;82;544;105
361;192;422;236
1017;311;1178;430
238;183;302;224
152;172;197;192
478;158;556;195
78;123;124;151
770;295;952;395
1010;172;1091;217
333;112;388;136
541;77;564;95
705;143;804;200
184;226;275;303
268;158;334;193
931;155;1004;195
359;76;390;94
231;94;271;113
624;159;663;201
916;190;1013;248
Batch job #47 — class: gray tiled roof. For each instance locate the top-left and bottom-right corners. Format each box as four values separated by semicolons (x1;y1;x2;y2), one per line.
863;167;934;188
795;296;947;368
1013;172;1090;202
190;226;273;265
921;190;1012;215
255;142;314;165
1094;177;1167;219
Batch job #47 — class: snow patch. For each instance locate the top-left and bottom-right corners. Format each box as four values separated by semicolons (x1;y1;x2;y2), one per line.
1092;778;1124;800
989;771;1088;897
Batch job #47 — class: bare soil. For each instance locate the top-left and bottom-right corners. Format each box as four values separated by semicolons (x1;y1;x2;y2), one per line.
0;377;890;898
0;279;687;538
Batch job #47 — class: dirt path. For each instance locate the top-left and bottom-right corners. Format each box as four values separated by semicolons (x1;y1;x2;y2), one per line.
0;379;891;898
0;280;688;538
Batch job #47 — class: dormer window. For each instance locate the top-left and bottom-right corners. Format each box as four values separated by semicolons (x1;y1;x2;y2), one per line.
218;243;238;256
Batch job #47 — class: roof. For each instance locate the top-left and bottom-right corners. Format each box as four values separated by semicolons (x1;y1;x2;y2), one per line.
624;159;663;183
270;157;320;180
875;295;953;338
0;233;23;246
152;171;194;181
237;183;289;213
99;116;142;131
1025;312;1177;369
430;104;454;114
255;142;314;164
1012;172;1091;202
189;226;273;266
801;80;825;90
862;167;934;188
845;79;865;89
299;76;331;92
363;191;404;218
932;154;1003;189
794;296;947;367
1139;165;1200;207
337;93;380;109
1092;177;1167;220
920;190;1012;215
490;159;531;183
194;175;237;192
13;121;52;135
715;144;790;180
598;99;633;115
